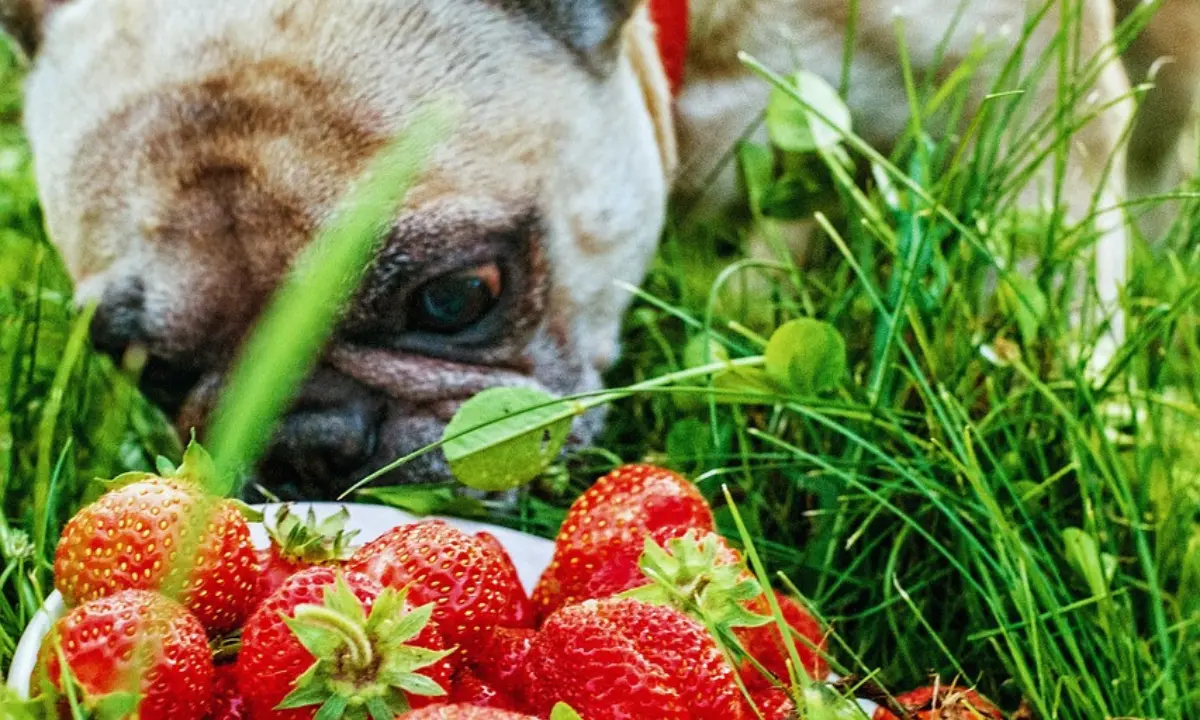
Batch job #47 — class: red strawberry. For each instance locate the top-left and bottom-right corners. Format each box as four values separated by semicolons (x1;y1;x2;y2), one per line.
403;705;539;719
348;521;528;648
468;627;536;700
872;685;1004;720
531;465;714;620
735;591;827;687
238;566;455;720
207;663;249;720
752;687;796;720
448;669;517;710
524;598;746;720
252;505;359;610
53;476;258;634
474;531;533;628
36;590;213;720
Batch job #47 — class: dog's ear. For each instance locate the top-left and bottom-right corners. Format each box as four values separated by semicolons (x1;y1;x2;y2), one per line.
1;0;62;57
501;0;641;74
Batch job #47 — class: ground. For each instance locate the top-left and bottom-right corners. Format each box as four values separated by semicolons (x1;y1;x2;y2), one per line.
1;12;1199;720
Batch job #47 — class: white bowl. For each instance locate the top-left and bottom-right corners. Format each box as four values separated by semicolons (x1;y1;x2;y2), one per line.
5;502;555;699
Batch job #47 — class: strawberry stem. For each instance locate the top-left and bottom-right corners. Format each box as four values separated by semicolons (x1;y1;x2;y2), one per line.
292;604;374;670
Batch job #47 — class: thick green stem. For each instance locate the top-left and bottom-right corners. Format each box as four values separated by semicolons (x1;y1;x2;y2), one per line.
292;605;373;670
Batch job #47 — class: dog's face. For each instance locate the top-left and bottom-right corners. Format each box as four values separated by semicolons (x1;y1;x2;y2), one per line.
11;0;676;496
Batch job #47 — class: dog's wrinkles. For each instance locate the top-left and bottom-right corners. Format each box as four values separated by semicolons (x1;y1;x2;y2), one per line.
3;0;1194;494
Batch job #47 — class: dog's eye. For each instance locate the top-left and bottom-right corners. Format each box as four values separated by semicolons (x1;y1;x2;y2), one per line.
408;263;503;334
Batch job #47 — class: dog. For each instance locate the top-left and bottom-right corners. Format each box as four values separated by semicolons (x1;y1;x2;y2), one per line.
2;0;1194;497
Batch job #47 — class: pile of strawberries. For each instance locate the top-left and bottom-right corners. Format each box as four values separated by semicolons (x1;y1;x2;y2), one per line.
28;443;1005;720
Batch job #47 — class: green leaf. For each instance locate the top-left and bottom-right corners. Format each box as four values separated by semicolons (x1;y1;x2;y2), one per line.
366;696;393;720
366;585;407;629
682;333;730;369
315;506;352;536
323;575;368;623
442;387;574;492
283;612;347;659
550;703;585;720
764;318;847;395
1063;527;1116;597
801;683;868;720
229;499;265;523
313;695;349;720
385;689;412;716
276;663;332;709
999;274;1049;346
712;367;783;403
766;70;852;154
91;692;141;720
175;438;224;494
758;174;836;220
100;471;159;490
380;645;455;674
626;532;769;638
380;600;435;644
665;418;729;470
640;535;681;577
154;456;177;477
394;673;448;697
737;141;775;217
366;586;410;636
0;699;41;720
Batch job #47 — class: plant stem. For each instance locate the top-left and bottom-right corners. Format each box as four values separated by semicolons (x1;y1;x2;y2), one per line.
292;604;374;670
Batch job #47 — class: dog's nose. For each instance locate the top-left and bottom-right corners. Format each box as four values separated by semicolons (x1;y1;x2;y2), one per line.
90;282;205;414
266;370;384;491
90;281;146;359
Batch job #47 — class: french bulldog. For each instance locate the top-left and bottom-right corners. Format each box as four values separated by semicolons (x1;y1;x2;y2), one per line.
2;0;1194;497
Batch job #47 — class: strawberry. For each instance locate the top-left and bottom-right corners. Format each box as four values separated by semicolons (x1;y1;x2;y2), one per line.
468;627;536;700
348;520;528;648
751;687;796;720
735;591;827;687
207;663;249;720
53;445;258;634
616;532;826;691
447;669;516;710
474;531;533;628
524;597;746;720
872;685;1004;720
238;566;456;720
402;705;539;719
252;505;360;610
531;464;714;620
36;590;213;720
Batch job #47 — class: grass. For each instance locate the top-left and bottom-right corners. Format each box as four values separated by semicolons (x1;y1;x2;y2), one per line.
2;1;1199;718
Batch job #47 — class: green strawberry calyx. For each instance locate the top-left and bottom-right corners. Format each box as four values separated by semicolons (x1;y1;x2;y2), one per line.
625;531;771;634
101;437;254;507
279;574;453;719
549;703;585;720
267;505;360;565
801;682;870;720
